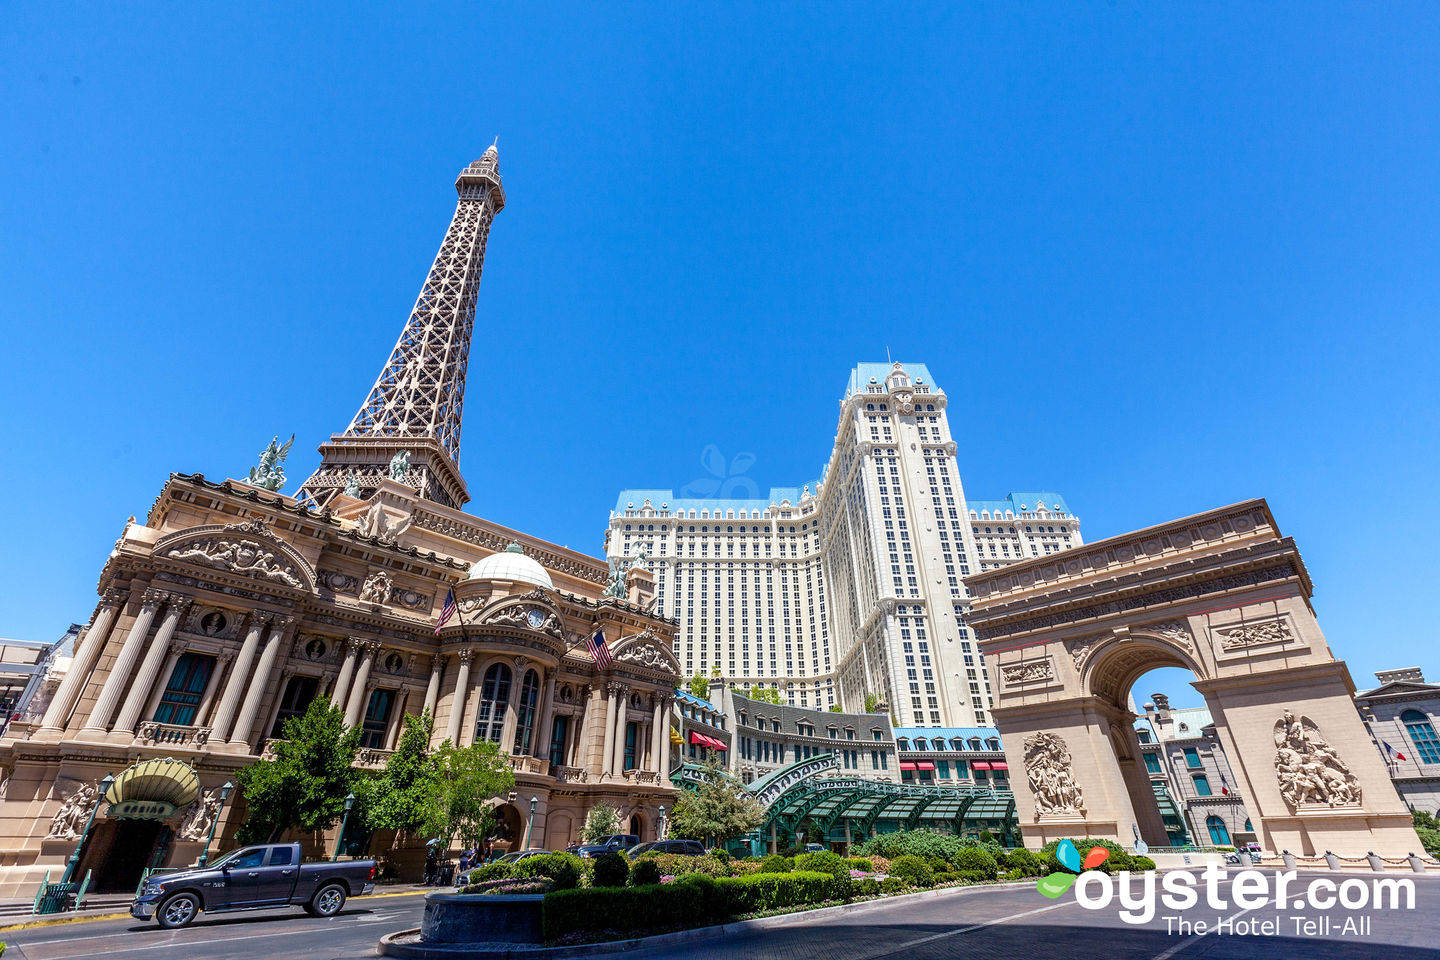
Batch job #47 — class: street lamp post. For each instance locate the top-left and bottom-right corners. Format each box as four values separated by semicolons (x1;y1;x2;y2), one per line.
333;792;356;861
658;805;667;840
62;774;114;884
522;796;537;850
195;780;234;868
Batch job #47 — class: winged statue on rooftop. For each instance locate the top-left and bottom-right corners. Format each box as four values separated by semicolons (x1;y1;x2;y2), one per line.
248;434;295;491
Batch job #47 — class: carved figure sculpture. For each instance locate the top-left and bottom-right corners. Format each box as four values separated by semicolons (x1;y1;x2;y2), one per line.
359;570;393;604
247;435;295;491
1272;709;1361;810
355;500;413;544
166;537;302;588
46;781;100;840
1023;732;1086;818
388;450;410;480
343;472;361;498
177;787;223;841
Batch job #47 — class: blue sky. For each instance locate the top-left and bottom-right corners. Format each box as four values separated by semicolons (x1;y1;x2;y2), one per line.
2;4;1437;711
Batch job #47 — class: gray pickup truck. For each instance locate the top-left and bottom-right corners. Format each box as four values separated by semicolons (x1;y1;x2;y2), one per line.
130;842;376;928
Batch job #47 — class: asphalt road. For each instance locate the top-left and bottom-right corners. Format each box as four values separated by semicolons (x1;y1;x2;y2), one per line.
4;873;1440;960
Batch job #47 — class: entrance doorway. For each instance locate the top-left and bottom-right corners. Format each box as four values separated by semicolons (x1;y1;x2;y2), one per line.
80;819;168;892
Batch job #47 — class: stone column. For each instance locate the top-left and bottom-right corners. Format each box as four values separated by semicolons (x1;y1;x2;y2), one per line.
112;595;192;735
651;695;669;778
444;650;473;745
229;618;293;749
207;613;271;742
343;643;377;728
40;588;126;731
422;654;444;718
600;682;621;776
83;588;166;733
330;639;360;708
612;688;631;776
532;672;559;759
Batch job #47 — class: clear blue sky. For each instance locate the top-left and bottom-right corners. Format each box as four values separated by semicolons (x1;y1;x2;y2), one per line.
3;4;1437;712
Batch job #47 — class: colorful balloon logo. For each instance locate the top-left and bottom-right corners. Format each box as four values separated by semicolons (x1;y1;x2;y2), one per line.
1035;839;1109;898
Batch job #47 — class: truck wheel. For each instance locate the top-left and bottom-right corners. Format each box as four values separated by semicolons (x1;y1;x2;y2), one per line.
157;892;200;929
307;883;347;917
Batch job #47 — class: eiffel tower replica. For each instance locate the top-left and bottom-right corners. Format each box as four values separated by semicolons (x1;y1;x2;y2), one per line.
297;144;506;510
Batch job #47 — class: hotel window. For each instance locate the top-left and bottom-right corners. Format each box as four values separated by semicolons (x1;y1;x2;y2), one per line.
513;669;541;755
548;715;569;770
1143;753;1162;775
152;653;214;726
474;663;512;744
1402;710;1440;764
1192;774;1212;797
360;689;395;749
268;675;319;739
624;721;638;771
1183;747;1202;768
1206;815;1231;845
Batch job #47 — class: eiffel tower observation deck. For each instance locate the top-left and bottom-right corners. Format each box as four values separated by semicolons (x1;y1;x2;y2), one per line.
298;145;506;509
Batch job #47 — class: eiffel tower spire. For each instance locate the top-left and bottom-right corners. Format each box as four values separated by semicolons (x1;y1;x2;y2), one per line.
298;149;506;510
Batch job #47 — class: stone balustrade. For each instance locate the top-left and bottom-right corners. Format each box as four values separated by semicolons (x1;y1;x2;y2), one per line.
553;765;588;783
356;747;395;769
135;721;211;748
506;755;549;776
622;769;660;785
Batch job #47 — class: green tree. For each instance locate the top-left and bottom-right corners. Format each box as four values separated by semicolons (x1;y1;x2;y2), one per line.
828;704;843;713
357;711;444;835
433;739;514;848
686;672;710;700
669;761;765;846
863;692;884;714
582;801;621;842
742;685;784;705
235;699;360;844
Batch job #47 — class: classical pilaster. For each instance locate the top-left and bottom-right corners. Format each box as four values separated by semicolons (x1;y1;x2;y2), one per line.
650;694;669;778
39;588;126;732
343;642;378;728
422;654;444;718
112;594;192;735
600;681;621;776
329;638;361;707
229;617;294;749
208;613;272;742
82;588;166;733
444;649;473;745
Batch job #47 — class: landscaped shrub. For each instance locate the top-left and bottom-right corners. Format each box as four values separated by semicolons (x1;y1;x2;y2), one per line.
592;851;630;887
630;858;662;886
887;855;934;887
463;877;553;895
466;862;512;884
955;847;998;880
541;871;836;941
514;853;583;890
854;877;883;897
932;870;957;885
846;857;873;872
1000;848;1045;876
855;829;999;867
794;850;852;898
1132;855;1157;872
880;876;909;895
708;847;733;863
759;855;794;873
1039;839;1134;875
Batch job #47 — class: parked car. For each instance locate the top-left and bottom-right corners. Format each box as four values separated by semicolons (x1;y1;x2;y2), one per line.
627;839;706;857
130;843;376;929
566;834;640;858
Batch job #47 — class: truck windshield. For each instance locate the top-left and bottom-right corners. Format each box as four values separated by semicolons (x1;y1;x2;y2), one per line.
207;847;261;869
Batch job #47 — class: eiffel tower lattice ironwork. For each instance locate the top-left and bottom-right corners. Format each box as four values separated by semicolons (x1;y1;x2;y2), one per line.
298;146;506;510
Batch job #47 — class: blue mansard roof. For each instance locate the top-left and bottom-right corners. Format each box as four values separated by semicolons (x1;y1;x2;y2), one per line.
966;491;1072;518
845;361;939;398
614;483;824;516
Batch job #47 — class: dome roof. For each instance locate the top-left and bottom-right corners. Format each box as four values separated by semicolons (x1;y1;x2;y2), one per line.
467;541;553;589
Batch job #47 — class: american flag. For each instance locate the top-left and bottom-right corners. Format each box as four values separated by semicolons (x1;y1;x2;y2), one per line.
434;588;457;635
587;625;612;670
1384;740;1408;762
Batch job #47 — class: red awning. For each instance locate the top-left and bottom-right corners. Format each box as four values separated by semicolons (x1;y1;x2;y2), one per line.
970;761;991;770
991;761;1008;771
688;731;707;746
900;761;918;771
916;762;936;771
712;738;728;752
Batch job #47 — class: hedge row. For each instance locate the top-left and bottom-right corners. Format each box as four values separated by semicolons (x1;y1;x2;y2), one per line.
542;871;836;940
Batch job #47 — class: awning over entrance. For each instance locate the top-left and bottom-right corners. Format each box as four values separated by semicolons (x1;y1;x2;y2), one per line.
103;757;200;819
688;731;727;750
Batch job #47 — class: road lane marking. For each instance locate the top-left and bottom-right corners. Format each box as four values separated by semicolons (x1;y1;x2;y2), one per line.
869;898;1085;957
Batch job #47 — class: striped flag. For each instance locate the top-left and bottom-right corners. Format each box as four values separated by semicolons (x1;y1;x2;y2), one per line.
1219;772;1230;796
1384;740;1408;762
586;625;612;670
434;588;457;635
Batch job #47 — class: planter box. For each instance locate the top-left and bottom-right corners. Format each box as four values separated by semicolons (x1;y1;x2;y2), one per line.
419;892;545;944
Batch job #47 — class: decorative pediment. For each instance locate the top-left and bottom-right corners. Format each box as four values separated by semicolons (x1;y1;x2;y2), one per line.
611;630;681;677
156;519;315;593
478;596;564;637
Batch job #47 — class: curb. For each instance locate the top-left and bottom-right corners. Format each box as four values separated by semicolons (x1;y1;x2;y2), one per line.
378;880;1034;958
0;886;429;935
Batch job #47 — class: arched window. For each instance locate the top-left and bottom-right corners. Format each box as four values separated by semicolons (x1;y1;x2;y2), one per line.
1402;710;1440;764
513;669;541;755
474;663;512;744
1206;816;1231;846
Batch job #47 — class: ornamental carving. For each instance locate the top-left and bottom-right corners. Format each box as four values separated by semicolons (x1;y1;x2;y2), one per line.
482;605;562;636
177;787;224;841
165;534;303;589
1273;709;1361;810
1066;638;1095;671
46;781;101;840
359;570;393;604
320;570;358;594
1001;659;1054;686
614;642;672;671
1217;619;1293;652
1138;619;1193;650
355;499;413;544
1023;732;1085;819
392;587;431;611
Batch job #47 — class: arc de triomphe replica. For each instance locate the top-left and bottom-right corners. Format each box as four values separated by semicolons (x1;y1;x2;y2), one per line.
967;499;1421;858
